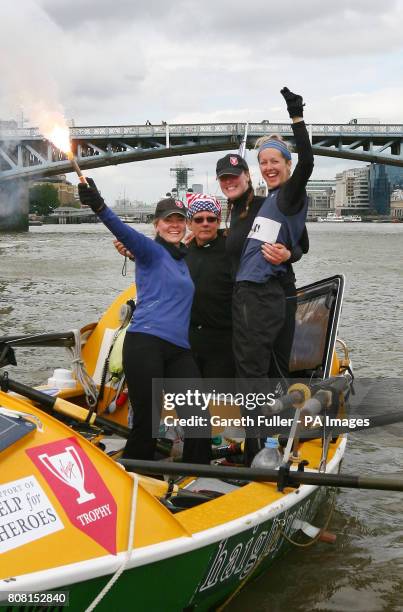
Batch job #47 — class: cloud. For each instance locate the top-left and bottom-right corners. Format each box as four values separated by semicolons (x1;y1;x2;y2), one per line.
1;0;402;204
38;0;403;60
39;0;176;31
0;1;69;121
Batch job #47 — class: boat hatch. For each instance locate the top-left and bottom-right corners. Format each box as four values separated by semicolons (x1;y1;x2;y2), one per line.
289;275;345;379
0;411;37;452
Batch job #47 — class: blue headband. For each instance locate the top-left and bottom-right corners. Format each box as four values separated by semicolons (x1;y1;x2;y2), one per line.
258;140;292;160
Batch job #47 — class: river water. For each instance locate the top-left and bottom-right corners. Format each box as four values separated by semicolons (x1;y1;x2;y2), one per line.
1;222;403;611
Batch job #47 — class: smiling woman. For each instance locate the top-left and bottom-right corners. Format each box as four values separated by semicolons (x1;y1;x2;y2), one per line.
154;212;187;244
78;180;211;465
256;134;292;189
230;88;314;466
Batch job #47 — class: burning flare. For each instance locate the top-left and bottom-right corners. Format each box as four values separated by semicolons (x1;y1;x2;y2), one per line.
41;114;88;185
48;124;71;154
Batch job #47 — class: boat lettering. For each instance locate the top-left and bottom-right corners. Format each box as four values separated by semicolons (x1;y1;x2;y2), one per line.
0;483;23;499
77;504;112;526
238;530;270;580
199;539;230;591
198;498;313;592
0;476;63;554
0;496;22;516
234;527;260;576
27;437;118;555
220;543;243;581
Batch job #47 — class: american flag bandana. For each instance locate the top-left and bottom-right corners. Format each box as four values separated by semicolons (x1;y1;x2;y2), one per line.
186;193;222;219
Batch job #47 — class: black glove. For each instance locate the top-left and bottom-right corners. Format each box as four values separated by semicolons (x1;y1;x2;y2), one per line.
78;178;106;213
280;87;305;118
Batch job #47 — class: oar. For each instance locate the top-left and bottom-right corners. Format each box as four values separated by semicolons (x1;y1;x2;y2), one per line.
0;372;129;437
279;410;403;442
0;332;76;348
119;459;403;493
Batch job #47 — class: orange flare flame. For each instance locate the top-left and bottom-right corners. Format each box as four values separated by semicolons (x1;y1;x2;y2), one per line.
40;114;87;184
48;125;71;154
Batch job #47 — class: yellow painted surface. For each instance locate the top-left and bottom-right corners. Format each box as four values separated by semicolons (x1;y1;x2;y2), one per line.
0;391;189;580
1;283;349;579
330;351;340;375
176;436;343;534
177;481;285;534
0;387;345;579
81;285;136;425
81;284;135;378
38;286;137;426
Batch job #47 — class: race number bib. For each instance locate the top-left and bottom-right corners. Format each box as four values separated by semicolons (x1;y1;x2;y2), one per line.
247;217;281;243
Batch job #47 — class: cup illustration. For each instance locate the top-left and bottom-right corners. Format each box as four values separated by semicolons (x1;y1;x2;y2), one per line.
39;445;96;504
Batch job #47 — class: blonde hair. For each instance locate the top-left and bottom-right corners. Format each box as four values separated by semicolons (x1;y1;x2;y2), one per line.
255;134;292;161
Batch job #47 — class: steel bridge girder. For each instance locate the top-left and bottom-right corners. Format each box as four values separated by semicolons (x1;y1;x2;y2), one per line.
2;122;403;181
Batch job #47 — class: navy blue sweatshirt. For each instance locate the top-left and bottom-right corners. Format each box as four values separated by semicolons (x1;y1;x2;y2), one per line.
235;121;314;283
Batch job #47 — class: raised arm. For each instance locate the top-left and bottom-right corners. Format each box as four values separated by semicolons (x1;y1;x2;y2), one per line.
278;88;314;216
78;179;158;265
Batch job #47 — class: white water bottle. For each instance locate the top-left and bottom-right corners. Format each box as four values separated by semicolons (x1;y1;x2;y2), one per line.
251;437;282;469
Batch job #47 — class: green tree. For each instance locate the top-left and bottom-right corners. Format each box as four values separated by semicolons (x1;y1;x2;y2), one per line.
29;183;59;216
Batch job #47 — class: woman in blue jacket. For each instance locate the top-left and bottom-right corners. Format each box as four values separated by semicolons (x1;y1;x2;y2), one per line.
78;184;211;464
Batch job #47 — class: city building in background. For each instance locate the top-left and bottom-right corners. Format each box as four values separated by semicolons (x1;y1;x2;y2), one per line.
33;176;79;207
335;164;403;217
369;164;390;215
335;167;370;215
369;164;403;215
112;196;153;223
391;189;403;220
191;183;203;194
113;197;148;213
306;179;336;220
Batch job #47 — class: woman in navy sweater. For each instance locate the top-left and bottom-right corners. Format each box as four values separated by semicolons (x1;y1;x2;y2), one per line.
231;87;314;464
78;183;211;464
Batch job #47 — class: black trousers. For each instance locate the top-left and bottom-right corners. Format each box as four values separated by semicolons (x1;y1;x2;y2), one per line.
269;277;298;384
189;326;235;379
232;278;286;379
122;332;211;464
232;278;295;465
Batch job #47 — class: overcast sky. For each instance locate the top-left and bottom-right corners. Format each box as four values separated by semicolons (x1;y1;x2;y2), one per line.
1;0;403;204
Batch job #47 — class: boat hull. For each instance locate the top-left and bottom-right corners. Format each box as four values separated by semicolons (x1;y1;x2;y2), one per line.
4;485;327;612
1;276;350;611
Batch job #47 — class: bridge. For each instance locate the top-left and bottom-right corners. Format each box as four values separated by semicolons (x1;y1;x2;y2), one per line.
1;122;403;183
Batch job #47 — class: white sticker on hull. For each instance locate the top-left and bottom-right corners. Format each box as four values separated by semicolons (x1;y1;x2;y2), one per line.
0;475;63;554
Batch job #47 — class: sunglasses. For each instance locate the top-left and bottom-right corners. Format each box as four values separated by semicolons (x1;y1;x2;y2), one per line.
192;216;218;224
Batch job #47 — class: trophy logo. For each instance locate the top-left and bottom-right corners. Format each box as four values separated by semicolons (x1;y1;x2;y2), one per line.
27;437;118;554
38;445;95;505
